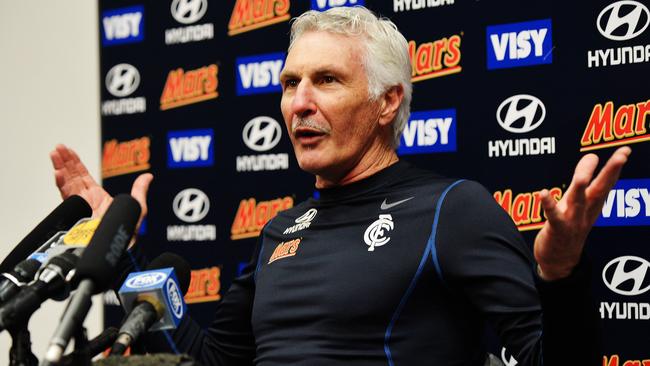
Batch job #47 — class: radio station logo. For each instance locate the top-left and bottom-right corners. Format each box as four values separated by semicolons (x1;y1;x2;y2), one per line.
168;129;214;168
165;0;214;45
488;94;555;158
160;64;219;110
237;116;288;172
408;35;462;82
185;266;221;304
603;355;650;366
236;53;284;96
125;272;166;289
102;64;146;116
588;1;650;68
397;109;456;155
486;19;552;70
167;188;217;242
600;255;650;320
102;137;150;178
493;186;563;231
580;99;650;151
312;0;363;10
231;196;294;240
228;0;290;36
394;0;454;12
595;179;650;226
101;5;144;46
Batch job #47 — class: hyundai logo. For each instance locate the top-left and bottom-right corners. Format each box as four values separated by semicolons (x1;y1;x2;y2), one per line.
242;116;282;152
171;0;207;25
496;94;546;134
295;208;317;223
105;63;140;97
597;1;649;41
173;188;210;223
602;255;650;296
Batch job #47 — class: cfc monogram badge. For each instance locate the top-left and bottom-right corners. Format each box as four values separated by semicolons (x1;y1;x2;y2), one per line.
364;214;394;251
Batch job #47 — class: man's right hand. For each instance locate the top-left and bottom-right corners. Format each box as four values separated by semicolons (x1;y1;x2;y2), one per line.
50;144;153;224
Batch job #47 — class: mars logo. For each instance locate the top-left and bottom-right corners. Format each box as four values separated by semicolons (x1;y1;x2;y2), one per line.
237;116;288;172
603;256;650;296
588;1;650;68
236;53;285;96
397;109;456;155
580;99;650;152
596;179;650;226
101;5;144;46
167;129;214;168
167;188;216;242
394;0;454;12
102;64;146;116
228;0;290;36
486;19;552;70
269;239;302;264
311;0;363;10
102;137;150;178
160;64;218;110
603;355;650;366
489;95;555;158
231;196;294;240
185;267;221;304
408;35;462;82
165;0;214;45
493;187;563;231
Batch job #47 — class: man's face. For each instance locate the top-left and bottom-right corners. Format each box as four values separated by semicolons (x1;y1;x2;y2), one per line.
280;31;385;184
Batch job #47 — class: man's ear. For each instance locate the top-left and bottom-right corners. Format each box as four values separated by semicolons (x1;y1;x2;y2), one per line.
378;85;404;127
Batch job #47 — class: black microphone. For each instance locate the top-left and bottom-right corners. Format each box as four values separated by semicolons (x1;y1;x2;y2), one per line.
109;252;191;356
59;327;119;365
0;195;91;273
0;251;79;332
44;194;141;364
0;258;41;305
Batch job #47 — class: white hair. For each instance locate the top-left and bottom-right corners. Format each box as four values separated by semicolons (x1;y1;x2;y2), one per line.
288;6;412;148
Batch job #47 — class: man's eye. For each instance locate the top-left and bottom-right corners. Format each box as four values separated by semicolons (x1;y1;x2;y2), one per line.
322;76;335;84
284;79;298;88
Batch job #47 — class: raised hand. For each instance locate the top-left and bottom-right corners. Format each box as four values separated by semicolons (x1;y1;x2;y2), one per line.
534;146;631;281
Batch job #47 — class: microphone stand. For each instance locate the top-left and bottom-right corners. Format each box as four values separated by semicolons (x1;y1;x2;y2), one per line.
9;326;38;366
68;325;91;366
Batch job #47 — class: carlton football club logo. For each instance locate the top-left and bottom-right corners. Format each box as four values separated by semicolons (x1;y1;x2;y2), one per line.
173;188;210;223
597;1;649;41
602;256;650;296
105;63;140;97
496;95;546;133
364;214;394;251
243;116;282;152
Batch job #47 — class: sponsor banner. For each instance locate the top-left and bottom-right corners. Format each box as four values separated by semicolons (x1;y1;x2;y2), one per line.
394;0;454;12
160;64;219;110
236;53;285;96
165;0;214;45
231;196;294;240
102;137;150;178
596;179;650;226
101;5;144;46
408;35;462;82
493;187;563;231
102;63;146;116
268;238;302;264
397;109;457;155
185;266;221;304
580;99;650;152
311;0;364;11
237;116;289;172
603;355;650;366
167;188;217;242
600;255;650;320
228;0;290;36
486;18;552;70
167;129;214;168
588;1;650;68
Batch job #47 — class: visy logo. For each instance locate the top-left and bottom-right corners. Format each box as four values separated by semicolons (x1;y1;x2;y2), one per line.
597;1;650;41
311;0;363;10
236;52;285;96
167;129;214;168
602;256;650;296
167;278;184;318
486;19;552;70
126;272;167;289
173;188;210;223
171;0;207;24
243;116;282;152
101;5;144;46
105;64;140;97
496;95;546;134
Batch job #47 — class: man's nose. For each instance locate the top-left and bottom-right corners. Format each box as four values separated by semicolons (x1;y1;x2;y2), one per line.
291;81;316;118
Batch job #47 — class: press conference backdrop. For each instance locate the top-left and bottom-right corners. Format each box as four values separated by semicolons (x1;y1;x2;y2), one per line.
98;0;650;364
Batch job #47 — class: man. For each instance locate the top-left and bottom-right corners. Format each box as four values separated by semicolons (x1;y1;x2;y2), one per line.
51;6;630;366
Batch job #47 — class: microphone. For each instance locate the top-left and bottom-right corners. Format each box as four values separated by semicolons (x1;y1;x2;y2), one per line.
109;252;191;356
0;195;92;273
59;327;119;365
44;194;141;364
0;258;41;305
0;251;79;332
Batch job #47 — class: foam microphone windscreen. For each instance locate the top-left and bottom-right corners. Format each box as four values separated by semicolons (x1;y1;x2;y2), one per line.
0;195;92;273
74;194;141;293
147;252;192;294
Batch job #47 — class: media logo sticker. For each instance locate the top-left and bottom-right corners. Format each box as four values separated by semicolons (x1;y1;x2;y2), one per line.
228;0;290;36
311;0;363;10
236;53;285;96
165;0;214;45
596;178;650;226
486;19;552;70
125;272;166;289
397;109;456;155
167;129;214;168
101;5;144;46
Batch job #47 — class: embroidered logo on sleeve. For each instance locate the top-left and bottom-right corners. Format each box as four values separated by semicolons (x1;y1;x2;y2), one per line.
268;238;302;264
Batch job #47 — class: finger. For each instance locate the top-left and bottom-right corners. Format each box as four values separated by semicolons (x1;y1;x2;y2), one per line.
540;189;561;224
586;146;631;200
131;173;154;215
50;145;65;170
564;153;599;207
69;148;98;188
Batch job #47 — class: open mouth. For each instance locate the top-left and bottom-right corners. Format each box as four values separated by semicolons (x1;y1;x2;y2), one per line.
294;127;327;142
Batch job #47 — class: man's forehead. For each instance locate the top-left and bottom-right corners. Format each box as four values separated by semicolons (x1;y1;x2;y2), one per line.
283;31;364;73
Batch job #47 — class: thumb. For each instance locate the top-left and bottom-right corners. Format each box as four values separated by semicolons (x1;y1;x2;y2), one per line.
131;173;154;219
